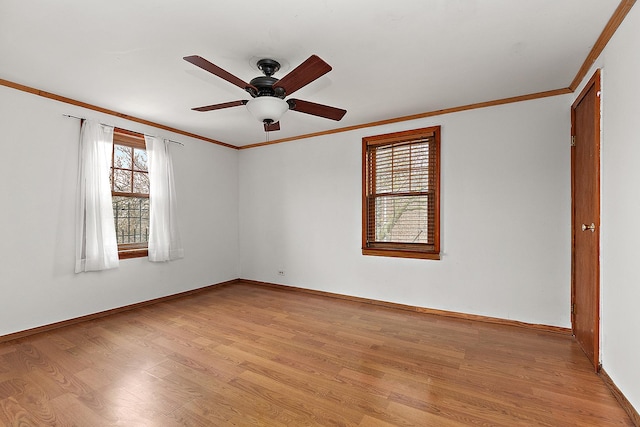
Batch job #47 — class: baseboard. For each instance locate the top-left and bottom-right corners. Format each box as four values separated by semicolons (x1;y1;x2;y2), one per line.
600;368;640;426
239;279;572;335
0;277;571;344
0;279;239;344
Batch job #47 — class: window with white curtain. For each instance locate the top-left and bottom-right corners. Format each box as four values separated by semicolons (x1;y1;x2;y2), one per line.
76;122;183;268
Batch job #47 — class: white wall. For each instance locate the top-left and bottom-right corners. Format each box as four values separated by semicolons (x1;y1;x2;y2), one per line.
574;3;640;415
239;95;572;327
0;85;240;336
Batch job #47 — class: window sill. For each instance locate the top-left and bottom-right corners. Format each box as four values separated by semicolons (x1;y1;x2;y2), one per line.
118;248;148;260
362;248;441;260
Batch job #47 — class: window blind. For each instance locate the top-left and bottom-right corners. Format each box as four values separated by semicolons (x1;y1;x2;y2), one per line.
363;126;440;258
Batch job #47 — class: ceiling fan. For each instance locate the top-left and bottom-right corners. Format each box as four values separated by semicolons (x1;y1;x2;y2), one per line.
184;54;347;132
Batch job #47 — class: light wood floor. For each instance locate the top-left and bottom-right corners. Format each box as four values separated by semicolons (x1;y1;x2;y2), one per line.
0;282;633;426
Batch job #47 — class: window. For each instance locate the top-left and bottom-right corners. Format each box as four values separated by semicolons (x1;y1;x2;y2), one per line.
110;129;149;259
362;126;441;260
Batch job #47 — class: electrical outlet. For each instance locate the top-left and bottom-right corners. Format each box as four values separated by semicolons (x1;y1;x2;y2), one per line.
278;270;285;276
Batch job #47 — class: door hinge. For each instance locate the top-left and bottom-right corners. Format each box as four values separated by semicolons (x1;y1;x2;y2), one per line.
571;303;576;315
571;135;576;147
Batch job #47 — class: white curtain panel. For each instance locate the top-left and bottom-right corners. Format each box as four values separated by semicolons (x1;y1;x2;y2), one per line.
75;120;119;273
145;135;184;262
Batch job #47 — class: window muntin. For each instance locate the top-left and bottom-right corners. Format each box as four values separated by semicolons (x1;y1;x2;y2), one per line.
362;126;440;260
112;196;149;245
110;129;149;259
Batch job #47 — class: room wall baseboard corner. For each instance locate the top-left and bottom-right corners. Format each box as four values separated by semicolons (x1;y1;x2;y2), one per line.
239;279;572;335
0;279;240;344
600;368;640;426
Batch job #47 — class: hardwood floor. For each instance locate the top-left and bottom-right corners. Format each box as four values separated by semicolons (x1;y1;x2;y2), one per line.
0;282;633;426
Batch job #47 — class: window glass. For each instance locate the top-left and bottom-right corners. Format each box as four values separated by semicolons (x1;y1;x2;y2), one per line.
110;129;149;258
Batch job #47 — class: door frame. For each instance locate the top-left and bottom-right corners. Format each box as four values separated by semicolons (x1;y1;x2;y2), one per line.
570;68;601;370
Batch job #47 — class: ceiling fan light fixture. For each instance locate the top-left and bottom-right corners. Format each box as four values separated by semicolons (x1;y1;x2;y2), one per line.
185;54;346;132
246;96;289;123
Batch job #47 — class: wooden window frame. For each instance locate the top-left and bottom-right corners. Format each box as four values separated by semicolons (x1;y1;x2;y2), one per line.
362;126;441;260
111;128;149;259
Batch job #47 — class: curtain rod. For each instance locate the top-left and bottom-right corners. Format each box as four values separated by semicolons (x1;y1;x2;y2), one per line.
63;114;184;146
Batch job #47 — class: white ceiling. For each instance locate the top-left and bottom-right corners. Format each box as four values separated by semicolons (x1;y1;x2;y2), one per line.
0;1;622;147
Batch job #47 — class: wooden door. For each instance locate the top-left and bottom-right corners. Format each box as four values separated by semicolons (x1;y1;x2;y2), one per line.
571;69;601;370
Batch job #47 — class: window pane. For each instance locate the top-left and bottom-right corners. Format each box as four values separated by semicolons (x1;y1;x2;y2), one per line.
375;140;431;194
113;169;131;192
375;195;429;243
375;149;393;193
112;196;149;244
114;145;132;169
133;171;149;194
134;148;148;171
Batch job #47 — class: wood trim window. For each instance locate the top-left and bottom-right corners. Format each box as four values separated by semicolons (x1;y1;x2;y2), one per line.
362;126;441;260
111;129;149;259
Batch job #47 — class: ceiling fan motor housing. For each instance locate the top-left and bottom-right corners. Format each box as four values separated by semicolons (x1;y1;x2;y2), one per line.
250;59;286;98
249;76;284;97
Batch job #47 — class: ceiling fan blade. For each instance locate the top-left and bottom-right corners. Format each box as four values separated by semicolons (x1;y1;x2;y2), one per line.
184;55;257;93
264;121;281;132
288;99;346;121
272;55;332;96
192;100;247;112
